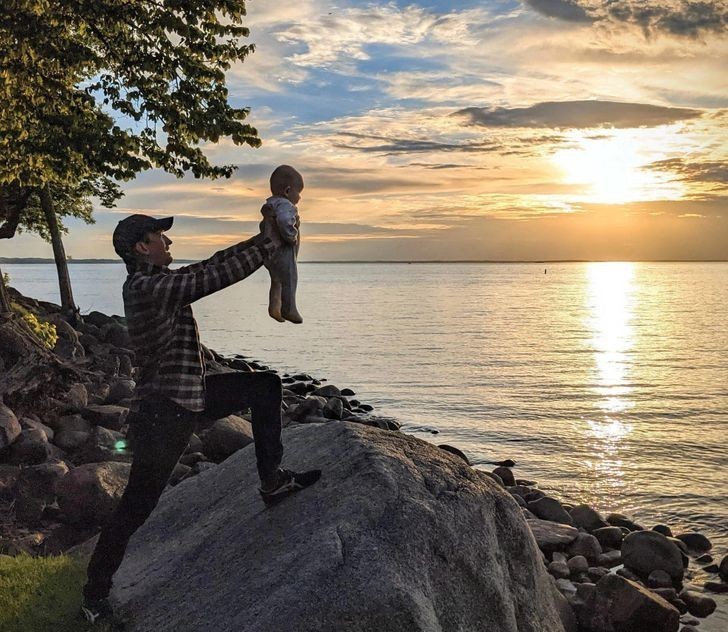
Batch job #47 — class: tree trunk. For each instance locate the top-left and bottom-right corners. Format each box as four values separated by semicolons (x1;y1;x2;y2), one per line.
39;184;79;323
0;265;11;314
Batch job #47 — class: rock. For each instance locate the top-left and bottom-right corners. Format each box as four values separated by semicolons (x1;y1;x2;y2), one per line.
556;578;578;597
54;430;91;451
719;555;728;581
606;513;643;531
567;532;602;565
187;434;204;454
482;471;504;487
82;404;129;430
7;428;55;465
168;463;191;486
551;585;579;632
286;382;309;396
85;310;113;328
0;402;21;451
492;466;515;486
290;396;327;421
0;465;20;498
526;517;579;552
674;532;711;554
179;452;206;467
652;588;678;602
19;417;55;441
111;423;564;632
580;574;679;632
704;581;728;594
107;379;136;404
322;397;344;420
622;530;685;581
652;524;673;537
696;553;712;563
679;591;716;618
593;526;623;549
587;567;608;583
312;384;341;398
570;504;608;532
66;383;89;411
358;403;374;412
568;555;589;574
648;569;674;589
14;461;70;504
598;550;622;568
437;445;470;465
56;462;131;526
340;388;355;396
55;413;92;433
199;415;254;462
528;496;574;525
79;426;131;463
548;561;571;579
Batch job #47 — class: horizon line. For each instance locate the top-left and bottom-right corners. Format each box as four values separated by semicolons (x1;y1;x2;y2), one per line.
2;258;727;264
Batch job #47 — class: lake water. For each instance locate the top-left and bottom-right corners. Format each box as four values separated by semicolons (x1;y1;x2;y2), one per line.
5;261;728;626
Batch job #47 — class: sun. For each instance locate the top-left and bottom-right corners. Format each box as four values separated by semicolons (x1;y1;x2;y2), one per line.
551;128;685;204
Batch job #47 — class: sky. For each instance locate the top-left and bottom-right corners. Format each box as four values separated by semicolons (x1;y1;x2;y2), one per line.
4;0;728;261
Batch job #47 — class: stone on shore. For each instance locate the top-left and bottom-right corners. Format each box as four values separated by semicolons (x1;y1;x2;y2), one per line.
492;466;515;486
56;462;130;525
679;591;716;618
111;423;564;632
528;496;574;525
569;505;608;532
579;574;679;632
199;415;254;462
0;402;21;451
719;554;728;582
526;517;579;552
621;530;685;582
674;532;711;554
82;405;129;431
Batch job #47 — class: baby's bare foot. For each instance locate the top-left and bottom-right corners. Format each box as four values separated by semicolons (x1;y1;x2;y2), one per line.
269;306;285;322
282;308;303;324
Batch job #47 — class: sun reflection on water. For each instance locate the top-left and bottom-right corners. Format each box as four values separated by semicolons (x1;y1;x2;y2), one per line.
583;263;637;498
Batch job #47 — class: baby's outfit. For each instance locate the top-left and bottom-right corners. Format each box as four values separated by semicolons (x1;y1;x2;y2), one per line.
260;196;302;323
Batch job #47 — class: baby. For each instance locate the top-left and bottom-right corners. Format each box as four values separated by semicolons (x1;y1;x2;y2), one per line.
260;165;304;324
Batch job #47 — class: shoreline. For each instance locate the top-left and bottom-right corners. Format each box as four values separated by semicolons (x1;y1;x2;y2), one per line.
1;290;727;630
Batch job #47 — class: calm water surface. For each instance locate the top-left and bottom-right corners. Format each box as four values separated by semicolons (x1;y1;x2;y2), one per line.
6;261;728;627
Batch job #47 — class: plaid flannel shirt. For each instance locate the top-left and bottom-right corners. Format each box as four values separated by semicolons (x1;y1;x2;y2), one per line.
123;234;277;412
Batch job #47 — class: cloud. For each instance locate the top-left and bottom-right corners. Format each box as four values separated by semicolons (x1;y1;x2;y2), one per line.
332;131;501;155
646;158;728;186
454;100;702;129
523;0;728;38
524;0;594;23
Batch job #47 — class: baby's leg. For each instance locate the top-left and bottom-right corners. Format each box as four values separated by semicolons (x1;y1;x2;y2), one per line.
280;250;302;324
266;264;285;322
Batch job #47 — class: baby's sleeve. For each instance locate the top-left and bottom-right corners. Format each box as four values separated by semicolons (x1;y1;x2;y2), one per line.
275;206;299;245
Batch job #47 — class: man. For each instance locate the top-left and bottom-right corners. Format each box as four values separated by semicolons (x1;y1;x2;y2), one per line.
81;215;321;625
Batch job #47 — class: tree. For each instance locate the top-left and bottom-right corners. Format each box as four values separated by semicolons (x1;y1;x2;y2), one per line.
1;0;261;405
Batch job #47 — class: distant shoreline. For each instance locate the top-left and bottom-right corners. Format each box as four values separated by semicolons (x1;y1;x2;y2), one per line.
2;258;727;265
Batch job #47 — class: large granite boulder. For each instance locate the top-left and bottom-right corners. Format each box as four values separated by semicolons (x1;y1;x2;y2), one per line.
112;423;564;632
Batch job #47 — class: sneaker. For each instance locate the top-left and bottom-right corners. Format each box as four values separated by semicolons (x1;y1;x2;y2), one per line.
80;597;125;629
259;468;321;506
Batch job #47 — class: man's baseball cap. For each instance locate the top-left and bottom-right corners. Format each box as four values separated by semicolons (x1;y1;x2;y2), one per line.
113;214;173;261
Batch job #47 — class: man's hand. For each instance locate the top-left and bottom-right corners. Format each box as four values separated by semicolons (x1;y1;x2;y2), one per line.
260;216;283;248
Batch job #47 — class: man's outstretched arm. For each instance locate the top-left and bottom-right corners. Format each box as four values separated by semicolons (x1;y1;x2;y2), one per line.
145;234;279;309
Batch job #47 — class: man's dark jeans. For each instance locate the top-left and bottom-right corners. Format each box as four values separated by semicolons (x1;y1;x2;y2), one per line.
84;371;283;601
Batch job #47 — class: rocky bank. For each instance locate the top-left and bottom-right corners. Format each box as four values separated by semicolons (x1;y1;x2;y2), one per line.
1;288;727;631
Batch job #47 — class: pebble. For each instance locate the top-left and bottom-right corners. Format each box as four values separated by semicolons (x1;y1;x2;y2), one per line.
719;555;728;582
704;581;728;594
492;466;515;486
647;570;673;589
675;532;712;554
652;524;673;537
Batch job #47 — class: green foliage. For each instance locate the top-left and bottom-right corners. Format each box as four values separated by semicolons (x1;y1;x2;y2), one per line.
0;553;114;632
10;302;58;349
15;182;95;241
0;0;260;193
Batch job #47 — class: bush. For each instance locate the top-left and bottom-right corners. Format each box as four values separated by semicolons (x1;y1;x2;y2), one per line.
10;302;58;349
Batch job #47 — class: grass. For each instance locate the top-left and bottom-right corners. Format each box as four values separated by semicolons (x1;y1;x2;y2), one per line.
0;553;114;632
